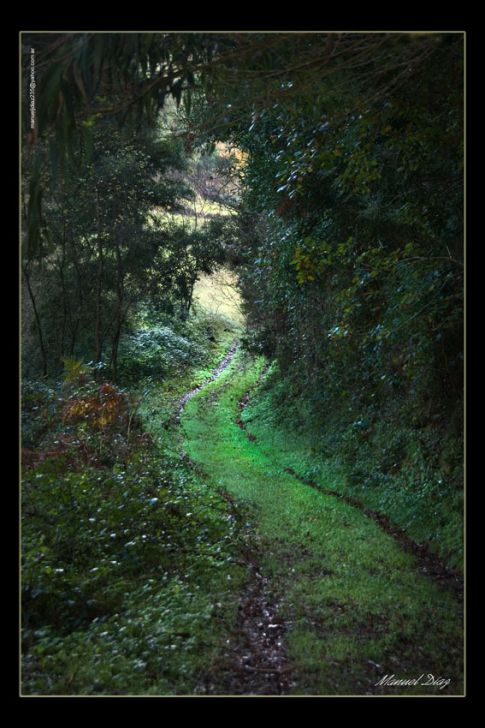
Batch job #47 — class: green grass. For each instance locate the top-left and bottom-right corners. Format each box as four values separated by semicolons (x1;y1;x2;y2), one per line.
138;315;239;447
182;350;464;695
240;366;463;573
23;305;463;695
149;194;231;231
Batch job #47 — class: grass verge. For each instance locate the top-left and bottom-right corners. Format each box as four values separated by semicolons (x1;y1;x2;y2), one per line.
242;365;463;572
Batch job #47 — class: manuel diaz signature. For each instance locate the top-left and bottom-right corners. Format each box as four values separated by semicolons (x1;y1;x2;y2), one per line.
375;673;451;690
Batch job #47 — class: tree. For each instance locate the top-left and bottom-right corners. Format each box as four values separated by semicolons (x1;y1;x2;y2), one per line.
22;119;225;378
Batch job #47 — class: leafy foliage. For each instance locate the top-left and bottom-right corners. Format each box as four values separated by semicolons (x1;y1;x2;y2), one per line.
21;323;244;695
22;121;226;379
193;33;464;566
22;447;242;694
118;324;206;383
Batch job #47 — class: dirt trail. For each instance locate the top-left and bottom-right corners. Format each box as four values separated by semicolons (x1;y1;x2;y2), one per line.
176;340;239;422
177;344;294;695
180;350;463;695
223;545;294;695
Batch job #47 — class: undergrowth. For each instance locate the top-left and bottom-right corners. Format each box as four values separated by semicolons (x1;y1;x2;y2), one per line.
241;363;463;572
21;311;244;695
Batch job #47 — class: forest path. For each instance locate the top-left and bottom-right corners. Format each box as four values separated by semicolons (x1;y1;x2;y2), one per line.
176;339;239;422
177;341;293;694
180;348;463;695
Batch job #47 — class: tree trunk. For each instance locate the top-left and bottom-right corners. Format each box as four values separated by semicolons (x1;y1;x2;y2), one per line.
94;188;104;362
110;329;120;381
23;265;48;376
69;319;79;356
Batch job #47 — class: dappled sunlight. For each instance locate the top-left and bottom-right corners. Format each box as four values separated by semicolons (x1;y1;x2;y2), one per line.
193;267;245;326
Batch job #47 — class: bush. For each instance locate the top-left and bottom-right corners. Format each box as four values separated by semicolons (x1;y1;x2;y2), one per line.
118;325;206;383
22;445;241;694
21;321;245;694
21;379;60;449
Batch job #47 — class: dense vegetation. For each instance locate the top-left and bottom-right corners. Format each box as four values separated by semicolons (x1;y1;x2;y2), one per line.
22;317;249;694
200;34;464;570
21;32;464;696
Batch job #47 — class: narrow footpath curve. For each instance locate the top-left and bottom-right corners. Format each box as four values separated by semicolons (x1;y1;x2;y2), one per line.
177;342;294;695
176;340;239;423
180;348;464;695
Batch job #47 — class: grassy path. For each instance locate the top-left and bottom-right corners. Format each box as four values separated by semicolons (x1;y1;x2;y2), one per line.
182;349;463;696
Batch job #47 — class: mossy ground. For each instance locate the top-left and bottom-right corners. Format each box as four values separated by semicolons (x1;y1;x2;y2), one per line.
182;350;464;695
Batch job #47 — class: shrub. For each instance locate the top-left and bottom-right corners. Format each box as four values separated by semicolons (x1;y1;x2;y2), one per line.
118;325;206;383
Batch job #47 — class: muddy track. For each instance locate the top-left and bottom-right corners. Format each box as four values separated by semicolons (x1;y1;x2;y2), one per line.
236;375;463;605
226;543;294;695
177;346;294;695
